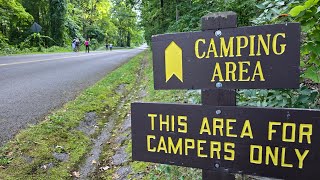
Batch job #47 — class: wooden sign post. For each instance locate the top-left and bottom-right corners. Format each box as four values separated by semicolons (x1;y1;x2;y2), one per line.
201;12;237;180
130;11;317;180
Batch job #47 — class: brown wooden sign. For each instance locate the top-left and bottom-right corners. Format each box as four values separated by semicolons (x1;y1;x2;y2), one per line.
152;23;300;90
131;103;320;179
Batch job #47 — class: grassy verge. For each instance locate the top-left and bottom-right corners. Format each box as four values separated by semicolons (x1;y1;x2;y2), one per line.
0;49;201;180
94;50;201;180
0;51;147;179
0;46;73;56
0;45;107;56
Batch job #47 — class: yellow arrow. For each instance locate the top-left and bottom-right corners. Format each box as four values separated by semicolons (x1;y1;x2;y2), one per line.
165;41;183;82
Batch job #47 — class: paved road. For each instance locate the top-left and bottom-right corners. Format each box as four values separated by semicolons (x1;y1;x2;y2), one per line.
0;46;147;145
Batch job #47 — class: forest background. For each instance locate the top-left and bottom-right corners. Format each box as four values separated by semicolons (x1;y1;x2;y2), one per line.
0;0;144;54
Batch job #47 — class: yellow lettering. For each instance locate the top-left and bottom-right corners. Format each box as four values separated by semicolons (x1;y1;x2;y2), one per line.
213;118;224;136
210;141;221;159
295;149;309;169
250;145;263;164
159;114;169;131
268;122;281;140
251;61;265;81
147;135;156;152
256;34;271;56
200;117;211;135
195;39;206;59
266;146;279;166
273;33;286;55
299;124;312;144
197;140;208;158
281;147;293;168
157;136;168;153
249;35;255;56
226;119;237;137
185;138;195;155
282;123;296;143
211;63;224;82
206;38;218;58
240;120;253;139
224;142;235;161
236;36;248;57
178;116;188;133
220;37;234;57
168;137;182;155
225;62;237;81
238;61;251;81
171;115;175;132
148;114;157;130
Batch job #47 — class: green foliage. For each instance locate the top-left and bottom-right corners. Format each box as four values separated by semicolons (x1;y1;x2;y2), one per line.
289;0;320;83
252;0;299;25
0;156;11;166
238;85;319;108
240;0;320;111
0;0;144;54
88;38;102;50
49;0;67;46
141;0;258;44
110;0;143;47
21;33;56;49
253;0;320;83
0;51;147;179
0;0;33;45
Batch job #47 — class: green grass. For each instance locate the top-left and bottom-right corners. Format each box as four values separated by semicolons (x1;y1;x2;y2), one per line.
0;50;147;179
0;49;201;179
0;46;73;56
101;50;202;180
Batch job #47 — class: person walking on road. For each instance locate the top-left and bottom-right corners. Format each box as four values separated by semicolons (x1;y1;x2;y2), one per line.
72;38;76;52
75;38;80;52
85;39;90;53
109;43;113;51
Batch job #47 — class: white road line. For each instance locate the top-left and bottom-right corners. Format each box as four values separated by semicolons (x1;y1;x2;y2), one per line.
0;52;107;67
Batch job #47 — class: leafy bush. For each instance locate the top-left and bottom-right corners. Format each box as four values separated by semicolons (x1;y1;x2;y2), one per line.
238;85;319;108
289;0;320;83
20;33;56;49
89;38;101;50
252;0;300;25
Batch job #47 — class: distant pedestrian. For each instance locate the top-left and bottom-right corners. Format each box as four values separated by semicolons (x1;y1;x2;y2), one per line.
85;39;90;53
109;43;113;51
75;38;80;52
72;38;76;52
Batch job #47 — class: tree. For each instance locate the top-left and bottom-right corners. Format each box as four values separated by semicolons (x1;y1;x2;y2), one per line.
140;0;258;44
0;0;33;45
49;0;67;46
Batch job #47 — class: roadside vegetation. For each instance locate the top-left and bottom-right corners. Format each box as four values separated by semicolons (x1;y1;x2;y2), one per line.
94;51;202;180
0;0;144;55
0;47;200;179
0;51;147;179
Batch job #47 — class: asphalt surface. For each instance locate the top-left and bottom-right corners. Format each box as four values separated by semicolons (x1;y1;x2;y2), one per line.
0;46;147;146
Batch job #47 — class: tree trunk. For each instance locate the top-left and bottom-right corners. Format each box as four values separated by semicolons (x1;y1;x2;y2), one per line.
126;32;131;47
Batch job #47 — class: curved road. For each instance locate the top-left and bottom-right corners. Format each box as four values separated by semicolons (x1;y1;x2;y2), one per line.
0;46;147;146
